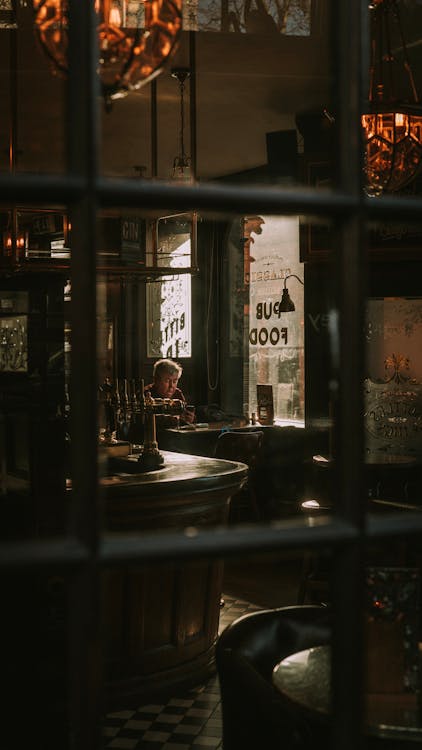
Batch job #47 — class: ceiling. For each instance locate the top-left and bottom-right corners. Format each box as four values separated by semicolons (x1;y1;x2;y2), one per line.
1;2;422;187
0;2;332;184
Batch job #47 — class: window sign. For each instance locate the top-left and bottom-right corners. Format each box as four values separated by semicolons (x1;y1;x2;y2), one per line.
146;242;192;359
246;215;304;421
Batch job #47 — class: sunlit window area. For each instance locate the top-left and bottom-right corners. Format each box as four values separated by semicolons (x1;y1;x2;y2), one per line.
245;215;304;422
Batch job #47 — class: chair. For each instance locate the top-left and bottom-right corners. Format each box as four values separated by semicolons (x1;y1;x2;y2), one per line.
215;605;331;750
214;430;264;522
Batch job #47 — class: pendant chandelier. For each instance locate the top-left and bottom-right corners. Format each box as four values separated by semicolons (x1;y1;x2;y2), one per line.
32;0;182;107
172;67;192;182
362;0;422;196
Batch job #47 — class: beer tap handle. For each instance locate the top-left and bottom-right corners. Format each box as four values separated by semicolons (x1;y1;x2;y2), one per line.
123;378;129;407
140;379;146;420
130;379;138;416
114;378;121;411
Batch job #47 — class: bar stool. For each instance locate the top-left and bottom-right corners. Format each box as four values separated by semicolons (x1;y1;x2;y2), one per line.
297;498;333;605
214;430;264;522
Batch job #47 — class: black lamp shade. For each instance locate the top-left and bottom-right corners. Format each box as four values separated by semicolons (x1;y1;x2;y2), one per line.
279;287;295;312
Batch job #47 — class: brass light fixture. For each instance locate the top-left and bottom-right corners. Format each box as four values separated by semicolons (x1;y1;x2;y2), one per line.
32;0;182;108
2;209;27;263
279;274;304;312
2;229;27;258
362;0;422;195
172;67;192;182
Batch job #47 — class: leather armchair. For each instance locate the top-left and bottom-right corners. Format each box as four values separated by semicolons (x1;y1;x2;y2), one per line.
215;605;331;750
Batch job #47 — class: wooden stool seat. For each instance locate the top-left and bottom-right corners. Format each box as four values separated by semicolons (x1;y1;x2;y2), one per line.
214;430;264;521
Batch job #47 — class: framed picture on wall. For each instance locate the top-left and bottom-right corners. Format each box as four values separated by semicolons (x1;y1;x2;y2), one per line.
300;157;422;261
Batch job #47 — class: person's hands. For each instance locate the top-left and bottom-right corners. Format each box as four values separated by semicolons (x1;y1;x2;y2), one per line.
183;406;195;424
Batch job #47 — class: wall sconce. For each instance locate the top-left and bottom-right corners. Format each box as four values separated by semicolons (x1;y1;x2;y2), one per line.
3;230;18;255
279;274;304;312
2;227;27;260
32;0;182;108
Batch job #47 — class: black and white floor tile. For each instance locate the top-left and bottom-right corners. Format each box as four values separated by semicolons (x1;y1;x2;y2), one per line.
102;596;260;749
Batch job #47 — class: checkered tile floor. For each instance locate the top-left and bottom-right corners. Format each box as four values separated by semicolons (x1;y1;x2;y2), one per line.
102;596;260;749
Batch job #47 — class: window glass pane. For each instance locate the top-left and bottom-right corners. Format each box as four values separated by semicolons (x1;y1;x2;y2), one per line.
146;273;192;358
364;218;422;509
155;214;193;268
0;4;66;175
187;0;313;35
245;215;304;422
0;269;69;540
94;206;338;529
100;3;334;190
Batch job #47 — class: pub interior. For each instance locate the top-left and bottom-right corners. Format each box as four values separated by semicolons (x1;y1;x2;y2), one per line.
2;1;422;749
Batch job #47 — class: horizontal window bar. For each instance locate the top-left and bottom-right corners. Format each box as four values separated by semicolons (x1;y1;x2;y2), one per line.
0;538;90;570
0;519;353;570
366;511;422;539
2;512;422;570
100;519;359;565
1;173;422;220
98;179;357;217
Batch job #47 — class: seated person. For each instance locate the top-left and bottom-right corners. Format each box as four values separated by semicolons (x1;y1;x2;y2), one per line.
144;358;195;426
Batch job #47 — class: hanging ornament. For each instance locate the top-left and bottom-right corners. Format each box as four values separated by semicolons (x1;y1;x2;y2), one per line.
32;0;183;108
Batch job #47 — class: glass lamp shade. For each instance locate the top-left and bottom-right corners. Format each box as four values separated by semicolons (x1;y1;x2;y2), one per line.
362;107;422;196
172;156;192;182
32;0;182;104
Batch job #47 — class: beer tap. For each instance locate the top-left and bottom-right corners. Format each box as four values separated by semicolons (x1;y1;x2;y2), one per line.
122;378;130;421
137;378;184;470
113;378;125;439
99;376;115;439
130;378;138;416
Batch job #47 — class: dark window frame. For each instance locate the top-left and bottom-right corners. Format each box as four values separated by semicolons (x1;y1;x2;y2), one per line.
1;2;422;749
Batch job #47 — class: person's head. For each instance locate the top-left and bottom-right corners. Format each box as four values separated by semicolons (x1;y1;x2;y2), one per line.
153;358;183;398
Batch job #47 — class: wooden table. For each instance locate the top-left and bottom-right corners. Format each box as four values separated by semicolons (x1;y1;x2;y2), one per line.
273;645;422;744
157;422;267;457
157;425;329;520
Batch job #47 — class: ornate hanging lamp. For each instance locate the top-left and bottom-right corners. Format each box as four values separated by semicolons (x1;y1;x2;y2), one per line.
362;0;422;196
32;0;182;108
171;67;192;181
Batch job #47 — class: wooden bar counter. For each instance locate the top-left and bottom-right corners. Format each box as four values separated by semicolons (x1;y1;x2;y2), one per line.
101;450;248;710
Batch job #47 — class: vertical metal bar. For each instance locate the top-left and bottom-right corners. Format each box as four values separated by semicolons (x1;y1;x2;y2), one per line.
66;1;103;749
9;22;17;174
151;79;158;178
8;14;18;261
67;0;100;547
221;0;229;32
189;30;197;182
330;0;368;748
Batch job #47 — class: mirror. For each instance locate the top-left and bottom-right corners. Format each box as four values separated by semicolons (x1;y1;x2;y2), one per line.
146;212;197;272
0;209;69;263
